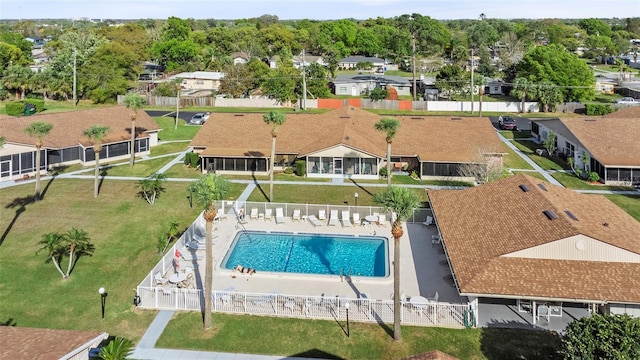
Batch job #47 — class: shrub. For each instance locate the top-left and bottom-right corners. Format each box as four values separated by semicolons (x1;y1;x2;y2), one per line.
584;103;613;116
369;87;389;101
25;99;45;112
588;172;600;182
189;152;200;168
410;170;419;180
379;166;388;178
283;167;293;174
5;101;25;116
561;314;640;360
183;152;192;166
294;159;306;177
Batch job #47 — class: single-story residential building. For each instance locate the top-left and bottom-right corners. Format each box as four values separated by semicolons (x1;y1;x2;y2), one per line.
0;106;161;182
189;107;504;182
0;327;108;360
168;71;225;92
269;54;326;69
230;52;250;65
531;106;640;186
485;80;505;95
333;74;412;97
339;56;385;69
595;78;616;94
428;174;640;324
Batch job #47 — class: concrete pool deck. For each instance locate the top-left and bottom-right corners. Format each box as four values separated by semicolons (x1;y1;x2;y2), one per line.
177;213;465;305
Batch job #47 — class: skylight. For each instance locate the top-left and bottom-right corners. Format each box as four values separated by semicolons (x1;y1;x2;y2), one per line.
537;183;548;191
564;210;579;221
519;184;530;192
543;210;558;220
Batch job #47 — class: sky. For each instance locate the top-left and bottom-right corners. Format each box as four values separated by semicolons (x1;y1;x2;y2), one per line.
1;0;639;20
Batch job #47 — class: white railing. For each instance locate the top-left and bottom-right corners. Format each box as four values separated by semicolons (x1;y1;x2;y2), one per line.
136;287;472;328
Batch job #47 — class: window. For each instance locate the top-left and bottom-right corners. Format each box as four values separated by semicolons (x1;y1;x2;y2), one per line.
565;142;575;157
532;123;539;135
339;86;347;92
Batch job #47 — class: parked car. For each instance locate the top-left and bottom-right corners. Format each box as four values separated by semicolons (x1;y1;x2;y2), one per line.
189;112;210;125
498;115;517;130
615;97;639;105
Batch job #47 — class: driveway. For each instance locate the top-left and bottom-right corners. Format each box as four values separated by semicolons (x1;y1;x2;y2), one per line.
488;115;533;131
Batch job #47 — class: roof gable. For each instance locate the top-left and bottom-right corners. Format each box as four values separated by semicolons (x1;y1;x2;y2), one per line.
0;327;108;360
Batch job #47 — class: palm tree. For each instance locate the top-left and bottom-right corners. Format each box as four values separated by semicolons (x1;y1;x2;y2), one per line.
123;94;146;167
373;186;420;341
188;174;230;330
2;65;32;100
83;125;110;198
263;111;286;202
374;118;400;187
64;227;94;278
511;77;532;113
24;121;53;201
36;232;67;279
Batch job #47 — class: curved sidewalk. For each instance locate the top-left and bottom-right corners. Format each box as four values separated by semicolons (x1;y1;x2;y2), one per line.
497;132;563;187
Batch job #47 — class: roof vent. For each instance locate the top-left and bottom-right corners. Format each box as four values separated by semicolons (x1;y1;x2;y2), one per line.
450;117;462;121
519;184;530;192
564;210;579;221
234;114;244;117
340;115;350;119
585;118;597;122
537;183;548;191
543;210;558;220
411;117;424;120
345;136;350;141
603;222;609;227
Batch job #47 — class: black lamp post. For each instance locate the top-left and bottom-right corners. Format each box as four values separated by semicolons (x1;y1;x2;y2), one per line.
354;192;358;208
99;287;107;319
345;301;350;337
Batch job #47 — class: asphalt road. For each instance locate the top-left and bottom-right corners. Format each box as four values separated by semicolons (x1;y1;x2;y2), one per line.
488;115;533;131
145;110;200;123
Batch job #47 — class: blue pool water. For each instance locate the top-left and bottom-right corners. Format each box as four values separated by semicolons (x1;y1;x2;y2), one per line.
222;231;388;277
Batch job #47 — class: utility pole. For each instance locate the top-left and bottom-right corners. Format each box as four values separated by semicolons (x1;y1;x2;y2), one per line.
301;49;307;110
470;48;474;115
412;31;417;101
175;84;180;130
73;48;77;106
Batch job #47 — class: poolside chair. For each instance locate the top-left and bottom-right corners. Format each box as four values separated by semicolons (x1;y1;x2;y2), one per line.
352;213;361;226
341;210;352;227
253;289;282;306
275;208;285;224
292;209;301;221
328;210;339;226
318;209;327;221
422;216;434;226
377;214;387;226
154;272;169;285
308;215;323;227
427;291;439;303
250;208;259;220
265;208;273;221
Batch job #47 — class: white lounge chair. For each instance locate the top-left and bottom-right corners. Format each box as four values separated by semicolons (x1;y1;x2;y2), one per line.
154;272;168;285
423;216;434;226
275;208;285;224
318;209;327;221
308;215;323;227
341;210;352;227
253;289;282;306
265;208;273;221
328;210;339;226
428;291;439;303
292;209;301;221
250;208;259;220
352;213;361;226
377;214;387;226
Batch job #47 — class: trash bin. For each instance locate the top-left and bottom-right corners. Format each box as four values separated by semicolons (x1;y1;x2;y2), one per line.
24;104;36;116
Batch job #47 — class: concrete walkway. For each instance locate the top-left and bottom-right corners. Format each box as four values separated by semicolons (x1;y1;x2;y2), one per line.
497;132;564;187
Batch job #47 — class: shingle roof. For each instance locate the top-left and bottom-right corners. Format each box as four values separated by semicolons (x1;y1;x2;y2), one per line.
190;107;504;163
0;327;108;360
427;174;640;303
334;74;411;85
543;107;640;166
0;106;161;149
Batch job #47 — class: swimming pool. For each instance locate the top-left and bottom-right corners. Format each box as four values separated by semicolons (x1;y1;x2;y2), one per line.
221;231;388;277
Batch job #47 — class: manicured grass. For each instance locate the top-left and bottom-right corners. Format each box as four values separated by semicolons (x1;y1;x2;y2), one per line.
153;116;201;141
502;146;534;170
222;174;332;182
355;175;472;187
604;195;640;221
512;140;570;171
246;183;429;207
157;312;562;360
551;172;634;191
163;163;203;179
511;171;548;182
100;156;174;177
499;130;532;139
150;141;189;157
0;179;210;340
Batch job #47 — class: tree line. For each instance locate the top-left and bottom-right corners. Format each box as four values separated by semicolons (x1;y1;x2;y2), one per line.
1;15;638;108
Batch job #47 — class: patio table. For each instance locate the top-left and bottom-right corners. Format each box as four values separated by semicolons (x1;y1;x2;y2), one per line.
168;273;187;284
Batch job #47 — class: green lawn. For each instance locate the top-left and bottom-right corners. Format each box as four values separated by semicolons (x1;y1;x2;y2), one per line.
512;140;570;171
100;156;174;177
604;195;640;221
150;141;190;157
502;145;534;170
551;172;634;191
246;183;429;207
157;312;562;360
153;116;202;141
499;130;532;139
163;163;203;179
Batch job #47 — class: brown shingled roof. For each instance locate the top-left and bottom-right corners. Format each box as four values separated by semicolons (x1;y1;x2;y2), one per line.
190;107;504;162
427;174;640;303
0;327;108;360
0;106;161;149
555;107;640;166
